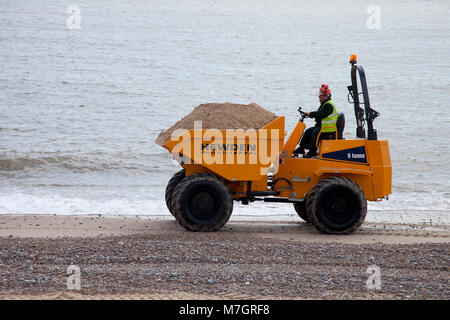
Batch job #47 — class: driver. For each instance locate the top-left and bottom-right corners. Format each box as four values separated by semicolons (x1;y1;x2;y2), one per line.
295;84;339;158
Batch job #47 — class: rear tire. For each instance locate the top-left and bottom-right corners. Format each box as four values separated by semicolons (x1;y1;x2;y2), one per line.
171;173;233;231
294;200;310;222
165;169;186;216
306;177;367;234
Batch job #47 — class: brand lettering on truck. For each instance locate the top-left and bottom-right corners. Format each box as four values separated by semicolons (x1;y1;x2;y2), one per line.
201;143;256;155
348;153;366;159
323;146;368;163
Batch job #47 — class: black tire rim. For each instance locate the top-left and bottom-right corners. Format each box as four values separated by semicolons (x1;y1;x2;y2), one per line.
317;185;360;230
184;186;221;225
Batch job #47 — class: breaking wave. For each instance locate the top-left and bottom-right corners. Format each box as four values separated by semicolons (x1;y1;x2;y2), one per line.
0;192;448;225
0;154;170;172
0;157;75;171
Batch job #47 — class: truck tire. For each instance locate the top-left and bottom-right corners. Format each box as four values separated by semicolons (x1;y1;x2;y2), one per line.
306;176;367;234
165;169;186;216
293;200;310;222
171;173;233;231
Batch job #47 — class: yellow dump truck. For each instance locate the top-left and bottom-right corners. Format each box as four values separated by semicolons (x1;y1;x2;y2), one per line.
160;55;392;234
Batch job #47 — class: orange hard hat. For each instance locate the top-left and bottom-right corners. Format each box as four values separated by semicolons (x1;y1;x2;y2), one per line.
319;84;331;96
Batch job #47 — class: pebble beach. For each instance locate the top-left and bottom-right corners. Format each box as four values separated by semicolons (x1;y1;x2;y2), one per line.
0;215;448;300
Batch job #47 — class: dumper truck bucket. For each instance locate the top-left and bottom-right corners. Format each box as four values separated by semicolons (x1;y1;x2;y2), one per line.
162;116;286;181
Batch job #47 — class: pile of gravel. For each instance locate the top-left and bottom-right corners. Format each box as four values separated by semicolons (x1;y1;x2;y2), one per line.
155;103;278;146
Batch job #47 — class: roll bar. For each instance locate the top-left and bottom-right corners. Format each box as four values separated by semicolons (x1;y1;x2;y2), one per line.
347;56;379;140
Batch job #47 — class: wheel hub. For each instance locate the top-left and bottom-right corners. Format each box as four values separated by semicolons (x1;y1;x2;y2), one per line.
322;191;355;224
189;191;217;218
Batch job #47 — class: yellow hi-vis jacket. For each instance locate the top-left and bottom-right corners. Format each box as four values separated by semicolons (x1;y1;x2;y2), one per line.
321;99;339;133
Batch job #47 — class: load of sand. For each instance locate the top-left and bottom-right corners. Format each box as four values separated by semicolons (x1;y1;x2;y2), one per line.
155;102;278;146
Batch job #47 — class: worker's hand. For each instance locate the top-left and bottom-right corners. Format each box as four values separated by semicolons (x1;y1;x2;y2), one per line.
304;112;310;117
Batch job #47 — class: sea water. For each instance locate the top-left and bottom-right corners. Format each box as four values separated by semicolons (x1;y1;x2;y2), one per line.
1;0;449;224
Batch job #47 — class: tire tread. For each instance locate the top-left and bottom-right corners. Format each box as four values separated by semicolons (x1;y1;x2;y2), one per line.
165;169;186;216
306;176;367;234
171;173;233;231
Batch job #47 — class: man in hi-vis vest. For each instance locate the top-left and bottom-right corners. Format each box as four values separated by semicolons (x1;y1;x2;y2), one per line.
295;84;339;158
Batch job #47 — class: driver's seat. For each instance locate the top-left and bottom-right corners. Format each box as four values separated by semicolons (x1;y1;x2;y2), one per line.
315;113;346;150
336;113;345;139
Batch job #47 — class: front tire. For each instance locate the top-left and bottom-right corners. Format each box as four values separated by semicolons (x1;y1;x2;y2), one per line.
306;177;367;234
171;173;233;231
